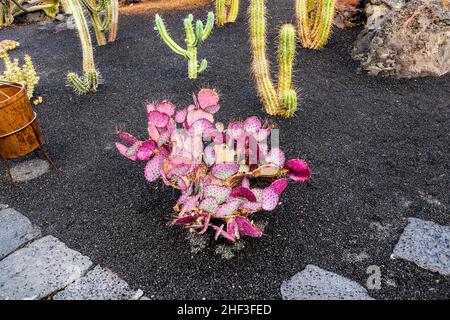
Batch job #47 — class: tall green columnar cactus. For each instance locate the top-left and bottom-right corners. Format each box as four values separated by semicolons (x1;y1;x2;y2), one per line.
296;0;335;49
155;12;214;80
215;0;239;26
80;0;119;46
67;0;99;94
249;0;297;117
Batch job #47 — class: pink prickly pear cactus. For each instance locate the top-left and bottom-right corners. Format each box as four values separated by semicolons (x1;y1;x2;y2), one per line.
116;89;311;242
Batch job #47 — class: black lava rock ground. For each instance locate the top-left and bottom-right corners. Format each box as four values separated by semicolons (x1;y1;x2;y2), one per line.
1;2;449;299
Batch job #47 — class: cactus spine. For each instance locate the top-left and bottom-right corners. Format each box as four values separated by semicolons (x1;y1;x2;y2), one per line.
296;0;335;49
215;0;239;26
67;0;99;94
80;0;119;46
155;12;214;80
249;0;297;117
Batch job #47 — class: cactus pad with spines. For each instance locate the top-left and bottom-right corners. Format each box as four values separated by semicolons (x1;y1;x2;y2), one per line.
116;89;312;242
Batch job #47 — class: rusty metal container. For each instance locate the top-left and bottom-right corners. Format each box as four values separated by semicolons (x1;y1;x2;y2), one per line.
0;81;43;159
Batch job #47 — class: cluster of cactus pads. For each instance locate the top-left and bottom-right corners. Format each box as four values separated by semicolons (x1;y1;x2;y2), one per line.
295;0;335;50
155;12;214;80
116;89;311;242
215;0;239;26
0;40;40;101
249;0;297;117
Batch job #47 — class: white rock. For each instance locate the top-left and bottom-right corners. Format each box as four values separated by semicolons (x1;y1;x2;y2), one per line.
0;236;92;300
8;159;50;182
281;265;374;300
53;265;142;300
392;218;450;275
0;208;41;259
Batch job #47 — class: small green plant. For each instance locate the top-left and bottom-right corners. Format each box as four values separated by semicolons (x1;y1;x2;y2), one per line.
215;0;239;26
295;0;335;49
249;0;297;117
79;0;119;46
0;40;40;100
0;0;59;28
155;12;214;80
66;0;99;94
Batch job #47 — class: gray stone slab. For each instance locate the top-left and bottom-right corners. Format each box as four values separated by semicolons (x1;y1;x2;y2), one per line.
280;265;374;300
0;235;92;300
391;218;450;275
0;208;41;259
9;159;50;182
54;265;142;300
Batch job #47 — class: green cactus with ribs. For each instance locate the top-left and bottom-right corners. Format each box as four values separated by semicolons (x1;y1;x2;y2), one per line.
295;0;335;49
80;0;119;46
249;0;297;117
155;12;214;80
215;0;239;26
66;0;99;93
66;0;119;94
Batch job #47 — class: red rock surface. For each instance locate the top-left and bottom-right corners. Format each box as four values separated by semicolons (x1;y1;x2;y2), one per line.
336;0;363;9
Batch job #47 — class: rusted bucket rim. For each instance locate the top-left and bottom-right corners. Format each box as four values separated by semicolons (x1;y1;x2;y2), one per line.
0;111;37;139
0;81;25;108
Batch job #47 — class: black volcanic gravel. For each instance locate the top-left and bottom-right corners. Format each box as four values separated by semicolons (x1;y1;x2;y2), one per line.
0;2;449;299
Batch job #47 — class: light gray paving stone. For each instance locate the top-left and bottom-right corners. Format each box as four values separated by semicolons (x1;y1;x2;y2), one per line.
280;265;374;300
54;265;142;300
391;218;450;276
0;208;41;259
8;159;50;182
0;235;92;300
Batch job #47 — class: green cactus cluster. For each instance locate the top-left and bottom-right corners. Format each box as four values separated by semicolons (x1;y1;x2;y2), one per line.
296;0;335;50
249;0;297;117
215;0;239;26
66;0;99;94
80;0;119;46
155;12;214;80
0;51;40;100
